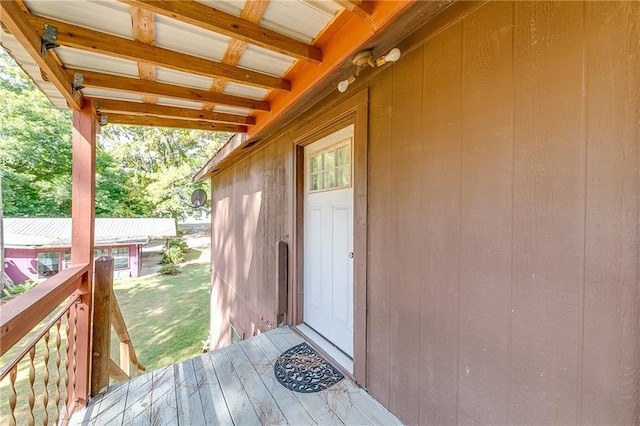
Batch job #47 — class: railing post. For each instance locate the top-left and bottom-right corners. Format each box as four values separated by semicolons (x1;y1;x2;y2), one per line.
119;342;131;377
70;99;96;408
91;256;113;397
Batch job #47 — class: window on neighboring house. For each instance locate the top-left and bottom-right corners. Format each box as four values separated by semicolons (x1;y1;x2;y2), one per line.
94;248;108;261
63;252;71;269
309;140;352;192
37;252;60;278
112;247;129;270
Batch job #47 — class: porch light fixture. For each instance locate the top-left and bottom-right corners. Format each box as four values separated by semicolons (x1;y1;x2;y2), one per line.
338;48;401;93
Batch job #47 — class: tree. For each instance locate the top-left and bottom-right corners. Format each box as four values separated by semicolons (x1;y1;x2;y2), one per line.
1;48;227;219
0;49;73;216
98;125;228;219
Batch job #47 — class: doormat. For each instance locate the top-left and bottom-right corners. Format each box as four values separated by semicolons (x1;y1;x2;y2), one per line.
274;342;344;393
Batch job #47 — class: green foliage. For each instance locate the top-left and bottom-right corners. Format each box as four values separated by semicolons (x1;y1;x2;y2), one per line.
2;280;38;301
158;263;182;275
161;246;185;264
168;238;189;252
1;48;229;219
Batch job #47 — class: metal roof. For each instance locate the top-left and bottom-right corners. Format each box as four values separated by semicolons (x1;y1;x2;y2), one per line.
1;0;428;176
4;217;177;248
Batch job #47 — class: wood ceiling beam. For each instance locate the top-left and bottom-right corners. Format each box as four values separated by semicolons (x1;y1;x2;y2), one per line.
66;68;270;112
331;0;373;19
206;0;270;111
106;113;247;133
0;1;83;110
119;0;322;64
26;14;291;92
91;98;255;126
130;5;157;104
249;0;414;138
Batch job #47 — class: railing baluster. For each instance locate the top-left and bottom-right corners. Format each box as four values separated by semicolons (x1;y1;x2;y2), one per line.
9;365;17;426
0;268;88;424
28;346;36;425
64;309;71;421
54;319;62;425
72;303;79;409
42;330;51;426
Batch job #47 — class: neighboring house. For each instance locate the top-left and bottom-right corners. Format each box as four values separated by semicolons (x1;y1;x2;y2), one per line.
4;218;176;283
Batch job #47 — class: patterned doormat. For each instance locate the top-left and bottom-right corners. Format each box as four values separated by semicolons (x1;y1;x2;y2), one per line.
274;342;344;393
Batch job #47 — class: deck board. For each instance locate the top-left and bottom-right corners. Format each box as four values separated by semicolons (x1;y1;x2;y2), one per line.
210;344;262;425
240;335;316;424
69;327;402;425
175;358;207;425
196;352;235;425
149;365;178;425
122;370;152;425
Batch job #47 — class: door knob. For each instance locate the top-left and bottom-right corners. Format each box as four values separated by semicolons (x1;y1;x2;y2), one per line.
348;252;354;258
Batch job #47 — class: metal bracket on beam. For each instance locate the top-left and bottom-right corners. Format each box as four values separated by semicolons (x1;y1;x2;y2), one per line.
40;24;59;56
99;115;108;127
72;72;84;94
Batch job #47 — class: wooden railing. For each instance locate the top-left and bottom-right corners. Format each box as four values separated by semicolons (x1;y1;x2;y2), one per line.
0;257;145;424
0;264;90;425
90;257;145;396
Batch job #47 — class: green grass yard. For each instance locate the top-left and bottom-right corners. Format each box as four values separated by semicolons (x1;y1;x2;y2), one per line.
0;248;210;423
111;249;211;371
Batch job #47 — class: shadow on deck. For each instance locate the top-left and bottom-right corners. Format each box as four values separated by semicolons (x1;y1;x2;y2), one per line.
70;327;402;425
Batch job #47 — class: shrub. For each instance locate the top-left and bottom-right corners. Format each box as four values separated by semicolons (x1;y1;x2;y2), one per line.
169;238;189;252
161;246;185;264
158;263;182;275
2;279;38;301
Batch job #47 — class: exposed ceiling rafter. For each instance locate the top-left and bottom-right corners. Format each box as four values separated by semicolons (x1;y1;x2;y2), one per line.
0;1;83;110
91;98;255;126
331;0;373;19
130;5;157;104
119;0;323;64
67;68;270;111
205;0;271;111
26;14;291;92
106;113;247;133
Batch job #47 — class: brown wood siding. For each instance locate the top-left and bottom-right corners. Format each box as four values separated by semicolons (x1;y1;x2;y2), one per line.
209;135;287;347
209;1;638;423
366;1;639;424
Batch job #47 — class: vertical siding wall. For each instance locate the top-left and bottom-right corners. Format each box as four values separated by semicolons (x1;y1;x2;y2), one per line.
209;137;287;348
367;2;639;425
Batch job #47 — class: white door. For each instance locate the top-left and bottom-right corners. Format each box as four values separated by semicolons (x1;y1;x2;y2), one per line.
303;126;354;356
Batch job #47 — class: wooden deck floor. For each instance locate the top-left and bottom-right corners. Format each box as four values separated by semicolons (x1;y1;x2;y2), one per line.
70;327;402;425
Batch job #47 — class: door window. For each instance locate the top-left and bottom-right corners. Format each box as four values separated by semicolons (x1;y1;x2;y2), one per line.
309;141;351;192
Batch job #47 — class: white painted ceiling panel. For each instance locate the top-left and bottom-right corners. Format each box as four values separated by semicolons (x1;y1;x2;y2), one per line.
155;14;230;62
238;44;295;78
156;97;204;110
81;88;143;102
155;67;213;90
1;28;67;109
261;0;337;43
196;0;243;17
54;47;139;77
223;82;269;100
24;0;134;39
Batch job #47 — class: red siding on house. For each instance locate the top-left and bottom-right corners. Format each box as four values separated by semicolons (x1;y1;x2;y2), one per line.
4;248;35;284
208;1;639;424
4;244;142;283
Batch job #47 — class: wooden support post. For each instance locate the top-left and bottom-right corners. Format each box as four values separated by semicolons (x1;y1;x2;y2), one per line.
70;99;97;407
91;256;113;397
119;342;131;377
